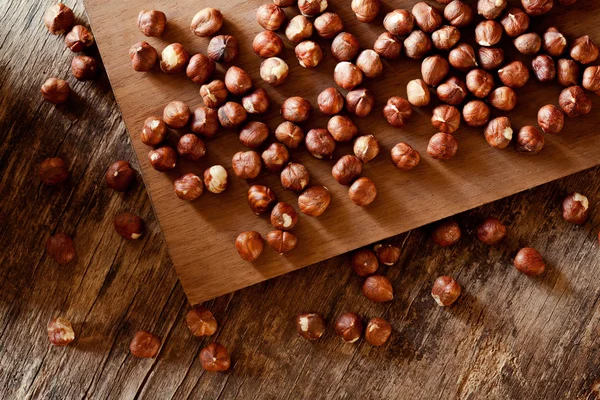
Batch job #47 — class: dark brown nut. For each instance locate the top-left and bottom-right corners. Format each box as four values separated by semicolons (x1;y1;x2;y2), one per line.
207;35;239;63
225;66;252;95
190;8;223;37
243;89;270;115
253;31;283;58
200;80;228;108
406;79;431;107
515;126;544;155
351;0;381;22
298;0;328;17
352;248;379;277
537;104;564;134
427;132;458;160
314;12;343;39
498;61;529;88
44;3;74;35
232;151;261;179
218;102;247;128
186;306;218;337
466;69;494;99
186;54;215;85
239;121;269;149
421;55;449;87
71;55;97;80
281;162;310;191
514;33;541;55
114;212;145;240
65;25;94;52
477;0;507;19
174;173;204;201
477;217;507;245
204;165;228;194
443;0;473;27
349;177;377;206
236;231;264;261
488;86;517;111
129;331;161;358
160;43;189;74
247;185;277;214
149;146;177;172
362;275;393;302
404;30;432;60
437;77;467;105
332;155;362;185
138;10;166;37
448;43;477;70
463;100;490;127
177;134;206;161
356;50;383;79
559;86;592;117
257;3;286;31
335;313;363;343
384;9;414;35
129;42;159;72
431;276;461;306
374;32;402;60
432;220;461;246
383;96;412;128
285;15;313;43
295;41;324;68
431;105;460;134
47;317;75;346
562;192;589;225
318;87;344;116
191;106;219;138
141;117;168;146
542;27;567;57
328;115;357;142
412;2;442;33
583;66;600;92
484;116;513;149
262;143;289;172
365;318;392;346
46;233;76;265
271;202;298;230
334;62;363;90
521;0;553;16
105;160;135;191
373;244;400;265
346;88;374;118
296;313;326;340
432;26;460;50
266;230;298;254
41;78;70;104
500;7;529;37
200;343;230;372
391;142;420;171
557;59;580;87
275;122;304;149
331;32;360;62
306;129;336;159
298;186;331;217
570;36;599;65
478;47;504;70
532;55;555;83
475;20;502;47
281;97;311;123
514;247;545;276
163;101;190;129
354;135;380;163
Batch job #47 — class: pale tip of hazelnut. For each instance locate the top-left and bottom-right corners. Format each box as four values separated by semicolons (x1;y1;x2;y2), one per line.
573;192;589;210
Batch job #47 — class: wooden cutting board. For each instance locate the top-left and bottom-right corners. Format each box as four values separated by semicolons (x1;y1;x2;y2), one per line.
84;0;600;304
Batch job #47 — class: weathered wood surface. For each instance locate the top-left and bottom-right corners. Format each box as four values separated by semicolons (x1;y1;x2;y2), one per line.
1;0;600;399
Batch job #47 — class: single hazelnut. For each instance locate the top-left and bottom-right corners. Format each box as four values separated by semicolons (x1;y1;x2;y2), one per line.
65;25;94;52
521;0;553;16
562;192;589;225
365;318;392;346
243;89;271;115
71;55;97;80
138;10;166;37
163;101;190;129
373;244;401;265
285;15;313;43
412;2;442;33
236;231;264;261
41;78;70;104
514;247;545;276
334;62;363;90
298;0;328;17
514;33;541;55
141;117;168;146
431;276;461;306
349;177;377;206
281;97;311;123
444;0;473;27
46;232;76;264
190;8;223;37
200;80;228;109
218;102;247;128
353;135;380;163
253;31;283;58
39;157;69;185
248;185;277;215
44;3;74;35
557;59;580;87
384;9;414;36
570;35;599;65
383;97;412;128
428;132;458;160
477;217;507;245
466;69;494;99
559;86;592;117
47;317;75;346
327;115;357;142
356;50;383;79
500;7;529;37
207;35;239;63
537;104;564;134
404;30;433;60
484;116;513;149
148;146;177;171
332;155;362;185
239;121;269;149
232;151;261;179
257;3;286;31
346;88;375;118
406;79;431;107
318;87;344;116
351;0;381;22
225;66;252;95
478;47;504;71
583;66;600;92
160;43;189;74
262;143;290;172
532;55;555;82
191;106;219;138
298;186;331;217
174;173;204;201
266;230;298;254
362;275;393;302
204;165;228;194
542;27;567;58
391;142;420;171
498;61;529;88
129;42;159;72
463;100;490;127
448;43;477;70
335;313;363;343
374;32;403;59
351;248;379;277
488;86;517;111
437;77;467;105
431;105;460;134
186;306;217;337
331;32;360;62
296;313;326;340
105;160;135;191
271;202;298;230
186;54;215;85
114;212;145;240
281;162;310;191
200;343;230;372
306;128;335;159
275;122;304;149
421;55;449;87
477;0;507;19
314;12;343;39
515;126;545;155
295;41;324;68
432;25;460;50
475;20;502;47
432;220;461;246
129;330;161;358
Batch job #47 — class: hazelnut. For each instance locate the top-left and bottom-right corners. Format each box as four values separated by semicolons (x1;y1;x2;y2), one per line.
41;78;70;104
200;343;230;372
200;80;228;108
334;62;363;90
432;25;461;50
105;160;135;191
532;55;555;82
412;2;442;33
298;186;331;217
348;177;377;206
477;0;507;19
448;43;477;70
562;192;589;225
298;0;328;17
243;89;271;115
521;0;553;16
498;61;530;88
160;43;189;74
356;50;383;79
384;9;414;36
296;313;326;340
373;244;401;265
537;104;564;134
285;15;313;43
478;47;504;70
437;77;467;105
406;79;431;107
114;212;145;240
275;122;304;149
129;42;159;72
444;0;474;27
138;10;166;37
266;230;298;254
190;8;223;37
421;55;449;87
281;162;310;191
351;0;381;22
335;313;363;343
500;7;529;37
39;157;69;185
488;86;517;111
253;31;283;58
391;142;420;171
327;115;357;142
514;33;541;55
314;12;343;39
432;220;461;246
129;331;161;358
542;27;567;57
383;97;412;128
332;155;362;185
163;101;190;129
218;102;247;128
65;25;94;52
71;55;97;80
318;87;344;115
431;105;460;134
431;276;461;306
365;318;392;346
427;132;458;160
331;32;360;62
477;217;507;245
46;232;76;265
262;143;290;172
295;41;324;68
235;231;264;261
281;97;311;123
271;202;298;230
232;151;261;179
374;32;403;59
47;317;75;346
207;35;239;63
404;30;432;60
514;247;545;276
570;35;599;65
353;135;381;164
362;275;393;302
186;306;217;336
559;86;592;117
351;248;379;277
174;173;204;201
484;116;513;149
557;59;580;87
204;165;228;193
225;66;253;95
515;126;545;155
44;3;74;35
248;185;277;214
239;121;269;148
141;117;168;146
305;128;336;159
186;54;215;85
466;69;494;99
191;106;219;138
583;66;600;92
475;20;502;47
257;3;286;31
346;88;375;117
463;100;490;127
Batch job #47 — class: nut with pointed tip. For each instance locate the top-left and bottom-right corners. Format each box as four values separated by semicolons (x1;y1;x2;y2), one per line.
160;43;189;74
318;87;344;116
236;231;264;261
406;79;430;107
39;157;69;185
444;0;473;27
432;220;461;246
514;248;545;276
242;88;270;115
448;43;477;70
47;317;75;346
239;121;269;149
477;0;506;19
352;248;379;277
149;146;177;172
44;3;74;35
141;117;167;146
532;55;555;82
346;88;374;118
130;331;161;358
114;213;145;240
207;35;238;63
286;15;313;43
570;35;599;65
354;135;380;163
296;313;326;340
543;27;567;57
488;86;517;111
351;0;381;22
247;185;276;215
46;233;76;265
431;105;460;134
199;80;227;108
412;2;442;32
583;66;600;92
204;165;228;194
384;9;414;36
477;217;507;245
431;276;461;306
437;77;467;105
200;343;230;372
262;143;289;173
271;202;298;230
191;106;219;138
106;160;135;191
498;61;529;88
432;25;460;50
174;173;203;201
537;105;564;135
218;102;247;128
298;0;328;16
305;128;336;159
515;126;544;155
335;313;363;343
314;12;343;39
421;55;449;87
190;8;223;37
562;193;589;225
404;30;432;60
281;162;310;191
521;0;553;16
225;66;252;96
281;97;311;123
484;116;513;149
365;317;392;346
514;33;541;55
391;142;420;171
260;57;289;86
374;32;403;59
500;7;528;37
373;244;400;265
41;78;70;104
138;10;166;37
266;230;297;254
186;54;215;85
463;100;490;127
232;151;261;179
253;30;283;58
186;306;217;336
559;86;592;118
332;155;362;185
331;32;360;62
349;177;377;206
298;186;331;217
475;20;502;47
65;25;94;52
71;55;97;80
295;41;324;68
362;275;394;302
383;96;412;128
334;62;363;90
428;132;458;160
163;101;190;129
275;122;304;149
478;47;504;71
356;50;382;78
328;115;357;142
129;42;158;72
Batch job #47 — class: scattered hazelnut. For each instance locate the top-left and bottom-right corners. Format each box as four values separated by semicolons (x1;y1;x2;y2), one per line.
285;15;313;43
296;313;326;340
406;79;431;107
200;343;230;372
334;62;363;90
47;317;75;346
306;128;336;159
71;55;97;80
149;147;177;171
477;217;507;245
412;2;442;33
542;27;567;57
298;0;328;17
186;54;215;85
444;0;473;27
570;35;599;65
335;313;363;343
391;142;420;171
281;97;311;123
373;244;401;265
514;33;541;55
384;9;414;36
235;231;264;261
225;66;253;95
421;55;449;86
129;330;161;358
65;25;94;52
239;121;269;149
583;66;600;92
114;212;145;240
515;126;545;155
428;132;458;160
207;35;239;63
374;32;403;59
41;78;70;104
275;122;304;149
281;162;310;191
448;43;477;70
163;101;190;129
262;143;290;172
141;117;168;146
477;0;507;19
353;135;380;164
362;275;393;302
351;0;381;22
484;116;513;149
314;12;343;39
129;42;159;72
331;32;360;62
191;106;219;138
463;100;490;127
346;88;375;118
318;87;344;116
521;0;553;16
432;25;461;50
383;97;412;128
478;47;504;70
105;160;135;191
138;10;166;37
271;202;298;230
253;31;283;58
475;20;502;47
257;3;286;31
295;41;324;68
356;50;383;79
266;230;298;254
365;318;392;346
204;165;228;193
39;157;69;185
559;86;592;117
327;115;358;142
200;80;228;108
332;155;362;185
46;232;76;264
488;86;517;111
160;43;189;74
514;247;545;276
466;69;494;99
500;7;529;37
404;30;432;60
498;61;529;88
431;105;460;134
44;3;74;35
431;276;461;306
218;102;247;128
232;151;261;179
174;173;204;201
247;185;276;215
557;59;580;87
437;77;467;105
242;89;270;115
562;192;589;225
537;104;564;134
352;248;379;277
348;177;377;206
298;186;331;217
432;220;461;246
186;306;217;337
532;55;555;82
190;8;223;37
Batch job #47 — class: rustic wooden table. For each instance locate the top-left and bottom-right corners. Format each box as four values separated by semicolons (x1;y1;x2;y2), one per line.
1;1;600;399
